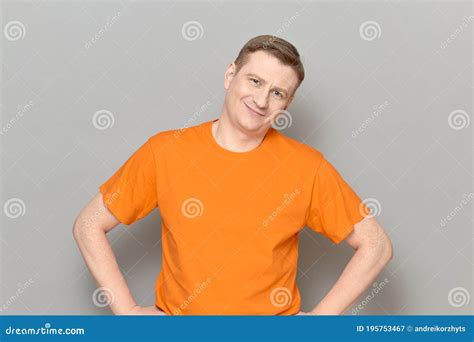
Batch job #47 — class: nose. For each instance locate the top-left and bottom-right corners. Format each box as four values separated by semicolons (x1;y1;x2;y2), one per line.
253;89;269;109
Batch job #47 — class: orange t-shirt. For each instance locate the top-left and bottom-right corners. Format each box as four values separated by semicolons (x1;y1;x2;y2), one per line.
99;118;369;315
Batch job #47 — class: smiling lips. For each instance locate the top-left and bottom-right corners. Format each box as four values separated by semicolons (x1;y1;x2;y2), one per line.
244;102;265;117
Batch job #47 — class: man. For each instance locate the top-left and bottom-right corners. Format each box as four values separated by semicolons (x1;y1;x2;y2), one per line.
73;35;393;315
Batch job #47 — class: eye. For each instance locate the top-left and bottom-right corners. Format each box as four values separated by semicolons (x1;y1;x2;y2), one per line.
250;78;260;86
273;90;283;98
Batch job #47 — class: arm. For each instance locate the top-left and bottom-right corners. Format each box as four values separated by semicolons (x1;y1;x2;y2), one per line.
72;191;165;315
307;216;393;315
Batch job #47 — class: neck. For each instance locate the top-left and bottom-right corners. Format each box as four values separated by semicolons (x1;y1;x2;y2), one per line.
212;113;268;153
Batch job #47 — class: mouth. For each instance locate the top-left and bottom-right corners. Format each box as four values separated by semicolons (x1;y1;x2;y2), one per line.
244;102;265;117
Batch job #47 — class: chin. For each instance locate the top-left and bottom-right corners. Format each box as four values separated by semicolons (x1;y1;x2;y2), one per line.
236;116;263;132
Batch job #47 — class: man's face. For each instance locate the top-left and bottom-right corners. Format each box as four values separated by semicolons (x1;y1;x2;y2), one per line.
223;50;300;134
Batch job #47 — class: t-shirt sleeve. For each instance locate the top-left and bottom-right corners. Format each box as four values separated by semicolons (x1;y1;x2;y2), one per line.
305;156;369;244
99;138;158;225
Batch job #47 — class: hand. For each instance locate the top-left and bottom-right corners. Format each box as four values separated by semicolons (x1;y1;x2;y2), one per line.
125;305;167;315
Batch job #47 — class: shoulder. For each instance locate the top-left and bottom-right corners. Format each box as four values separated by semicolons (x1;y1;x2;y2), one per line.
147;120;205;152
271;130;325;169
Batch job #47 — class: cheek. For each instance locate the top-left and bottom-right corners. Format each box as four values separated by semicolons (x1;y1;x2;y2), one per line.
235;79;252;93
268;102;288;115
232;83;251;101
226;84;245;107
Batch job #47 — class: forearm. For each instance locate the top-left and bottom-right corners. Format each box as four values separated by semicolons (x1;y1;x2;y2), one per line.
310;243;392;315
73;224;136;315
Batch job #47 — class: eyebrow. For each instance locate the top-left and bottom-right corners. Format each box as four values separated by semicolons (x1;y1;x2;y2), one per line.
245;73;289;94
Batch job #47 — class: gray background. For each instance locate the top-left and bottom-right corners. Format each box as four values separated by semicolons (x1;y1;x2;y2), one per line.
1;0;472;315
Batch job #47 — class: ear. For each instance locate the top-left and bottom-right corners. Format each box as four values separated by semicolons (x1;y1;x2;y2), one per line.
224;63;236;90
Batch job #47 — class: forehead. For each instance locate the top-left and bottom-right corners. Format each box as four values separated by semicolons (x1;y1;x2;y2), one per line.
239;50;299;89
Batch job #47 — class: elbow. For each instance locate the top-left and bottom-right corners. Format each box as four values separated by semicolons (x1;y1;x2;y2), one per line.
72;216;92;243
364;233;393;266
352;218;393;265
381;235;393;264
72;216;83;242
